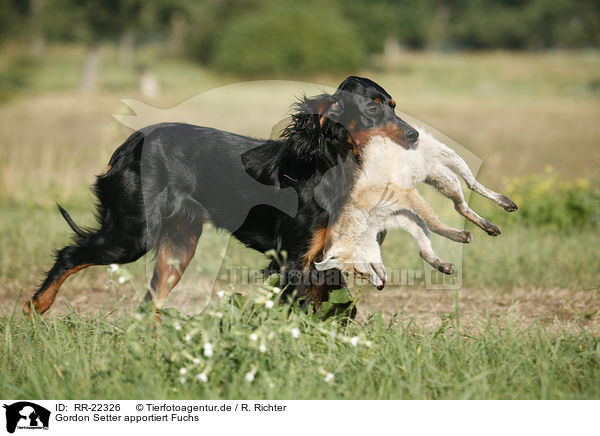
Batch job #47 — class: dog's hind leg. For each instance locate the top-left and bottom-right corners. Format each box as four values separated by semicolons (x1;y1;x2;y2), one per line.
26;260;93;315
425;170;502;236
441;150;518;212
387;211;454;274
25;226;147;315
142;220;202;313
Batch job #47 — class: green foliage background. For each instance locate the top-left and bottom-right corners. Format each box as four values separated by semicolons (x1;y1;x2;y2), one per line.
214;2;364;75
1;0;599;76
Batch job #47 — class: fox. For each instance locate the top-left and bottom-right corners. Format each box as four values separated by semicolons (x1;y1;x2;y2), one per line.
314;128;518;288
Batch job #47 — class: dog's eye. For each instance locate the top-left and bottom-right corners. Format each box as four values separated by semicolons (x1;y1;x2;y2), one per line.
367;104;379;113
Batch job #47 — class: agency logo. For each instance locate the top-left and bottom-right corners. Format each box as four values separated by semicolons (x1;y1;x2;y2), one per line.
2;402;50;434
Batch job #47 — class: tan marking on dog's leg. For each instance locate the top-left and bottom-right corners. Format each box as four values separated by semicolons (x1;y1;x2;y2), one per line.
303;227;329;270
24;263;93;316
149;234;199;318
306;284;328;310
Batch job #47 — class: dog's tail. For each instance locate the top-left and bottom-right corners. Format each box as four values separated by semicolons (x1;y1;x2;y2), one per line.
57;203;86;237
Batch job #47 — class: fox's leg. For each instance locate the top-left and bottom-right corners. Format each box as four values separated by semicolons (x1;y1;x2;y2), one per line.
425;169;502;236
386;211;454;274
404;188;472;243
355;184;470;243
439;149;518;212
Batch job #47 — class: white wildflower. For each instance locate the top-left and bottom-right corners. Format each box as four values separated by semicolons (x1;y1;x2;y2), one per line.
109;264;119;272
117;276;126;284
216;290;225;298
192;358;201;365
324;373;334;383
259;343;267;353
291;328;300;338
178;377;186;384
265;300;274;308
365;340;372;347
245;372;255;382
215;312;223;319
273;287;281;294
174;323;182;331
350;336;359;347
184;334;192;342
179;368;187;375
196;373;208;383
203;343;214;358
249;333;258;342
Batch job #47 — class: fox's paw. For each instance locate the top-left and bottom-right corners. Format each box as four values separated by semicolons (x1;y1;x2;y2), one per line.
435;261;455;275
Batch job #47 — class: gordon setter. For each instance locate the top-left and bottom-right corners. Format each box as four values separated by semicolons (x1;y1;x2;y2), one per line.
25;76;419;316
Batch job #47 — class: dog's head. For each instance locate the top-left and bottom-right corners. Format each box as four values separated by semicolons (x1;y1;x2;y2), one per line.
284;76;418;164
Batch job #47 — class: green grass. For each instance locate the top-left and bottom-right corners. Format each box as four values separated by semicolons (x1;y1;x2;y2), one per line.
1;47;600;400
2;289;599;400
2;198;599;300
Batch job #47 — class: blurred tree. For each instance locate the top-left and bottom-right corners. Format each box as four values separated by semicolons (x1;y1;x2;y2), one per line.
341;0;436;52
0;0;29;43
525;0;600;49
29;0;45;55
146;0;191;54
1;0;599;80
213;1;365;75
185;0;268;64
448;0;600;49
44;0;157;89
427;1;451;51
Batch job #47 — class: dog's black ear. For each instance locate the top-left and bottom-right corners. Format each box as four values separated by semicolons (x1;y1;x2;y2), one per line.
319;100;343;127
283;94;342;161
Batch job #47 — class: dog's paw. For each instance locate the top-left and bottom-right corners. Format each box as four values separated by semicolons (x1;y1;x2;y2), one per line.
499;195;518;212
23;300;34;319
481;219;501;236
435;261;455;275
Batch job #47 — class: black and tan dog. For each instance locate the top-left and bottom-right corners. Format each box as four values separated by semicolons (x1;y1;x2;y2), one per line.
25;76;419;315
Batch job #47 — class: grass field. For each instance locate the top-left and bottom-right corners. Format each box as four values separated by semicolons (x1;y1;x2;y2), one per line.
1;46;599;399
2;291;599;400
